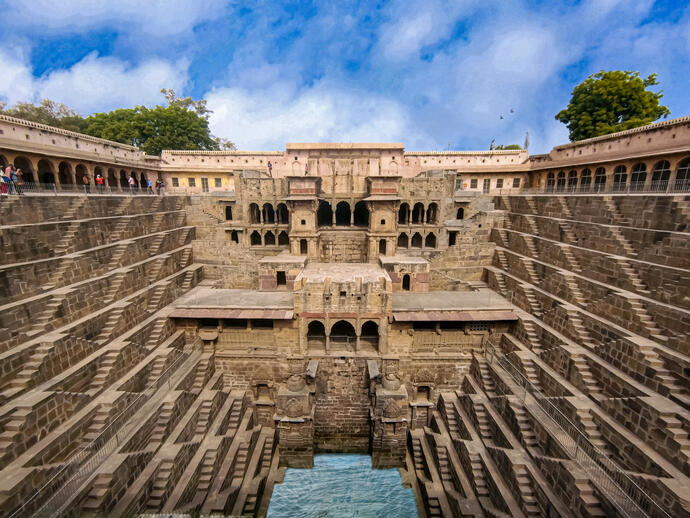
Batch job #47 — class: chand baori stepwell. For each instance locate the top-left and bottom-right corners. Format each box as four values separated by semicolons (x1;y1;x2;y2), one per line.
0;112;689;518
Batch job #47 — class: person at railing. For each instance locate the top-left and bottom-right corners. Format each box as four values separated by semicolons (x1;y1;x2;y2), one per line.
147;177;154;195
128;174;136;195
95;173;105;194
81;171;91;194
14;168;23;195
0;167;9;195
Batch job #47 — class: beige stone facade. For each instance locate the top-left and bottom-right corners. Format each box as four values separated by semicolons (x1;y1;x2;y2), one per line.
0;116;688;517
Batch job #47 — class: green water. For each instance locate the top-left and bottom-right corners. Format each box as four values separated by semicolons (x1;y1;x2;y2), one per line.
267;454;419;518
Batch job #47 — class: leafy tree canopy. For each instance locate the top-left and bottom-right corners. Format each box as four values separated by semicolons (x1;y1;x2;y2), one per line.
556;70;670;141
494;144;522;150
0;98;88;132
0;89;235;155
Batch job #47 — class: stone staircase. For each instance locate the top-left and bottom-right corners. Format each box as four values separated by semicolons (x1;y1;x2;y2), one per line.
521;259;540;285
149;402;175;443
603;197;630;226
496;249;510;270
147;285;168;313
563;274;587;307
53;221;81;255
476;358;497;396
569;354;603;397
613;258;650;295
109;242;131;267
557;197;574;220
147;257;166;284
626;297;667;343
522;234;539;259
520;322;542;354
147;459;175;510
525;196;538;215
26;294;68;337
194;400;214;440
6;342;53;391
560;244;582;272
473;403;493;440
558;220;578;245
608;226;637;257
95;307;126;344
513;465;541;517
524;215;540;236
89;350;121;392
146;318;169;349
103;271;128;304
565;309;596;350
522;285;543;318
574;408;611;457
508;401;538;448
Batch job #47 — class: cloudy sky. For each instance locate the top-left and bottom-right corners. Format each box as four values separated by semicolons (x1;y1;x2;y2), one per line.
0;0;688;153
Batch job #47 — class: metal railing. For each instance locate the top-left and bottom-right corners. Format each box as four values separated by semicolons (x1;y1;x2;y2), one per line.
485;342;671;518
11;349;197;518
0;182;167;196
493;178;690;196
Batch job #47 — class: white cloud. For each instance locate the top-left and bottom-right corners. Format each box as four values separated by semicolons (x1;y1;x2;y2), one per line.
0;49;188;114
4;0;227;36
206;82;430;150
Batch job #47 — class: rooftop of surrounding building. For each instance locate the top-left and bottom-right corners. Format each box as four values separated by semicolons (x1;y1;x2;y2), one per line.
295;263;391;284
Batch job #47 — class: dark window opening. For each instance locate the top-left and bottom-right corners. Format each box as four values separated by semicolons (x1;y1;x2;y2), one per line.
225;206;233;220
353;201;369;226
336;201;351;226
402;274;411;291
379;239;387;255
317;201;332;227
300;239;308;254
449;231;457;246
231;230;239;243
277;271;286;286
251;319;274;329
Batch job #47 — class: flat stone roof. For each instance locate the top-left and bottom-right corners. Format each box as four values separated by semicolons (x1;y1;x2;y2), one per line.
171;288;294;320
295;263;390;284
258;254;308;265
392;289;516;321
379;255;429;265
175;288;293;309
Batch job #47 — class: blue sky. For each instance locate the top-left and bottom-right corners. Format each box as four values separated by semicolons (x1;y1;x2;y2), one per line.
0;0;688;153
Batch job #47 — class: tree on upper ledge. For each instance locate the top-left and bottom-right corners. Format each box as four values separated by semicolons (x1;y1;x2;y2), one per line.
556;70;670;141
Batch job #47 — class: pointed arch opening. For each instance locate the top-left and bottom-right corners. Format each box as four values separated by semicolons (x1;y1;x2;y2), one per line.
360;320;379;351
58;162;73;185
398;203;409;224
425;232;436;248
250;230;262;246
278;231;289;246
262;203;275;223
317;200;332;227
353;201;369;227
397;233;408;248
412;203;424;224
426;203;438;223
456;207;464;220
264;231;275;246
411;232;422;248
335;201;351;226
277;203;289;224
249;203;261;224
38;159;55;186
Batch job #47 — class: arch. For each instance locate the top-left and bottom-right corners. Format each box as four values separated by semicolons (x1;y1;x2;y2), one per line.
425;232;437;248
0;154;7;169
38;159;55;185
307;320;326;338
353;201;369;227
426;202;438;224
580;168;592;189
379;239;387;255
412;202;424;224
330;320;356;346
398;203;409;224
225;206;233;220
651;160;671;191
630;163;647;191
402;274;411;291
556;171;566;191
291;161;301;175
546;172;555;191
335;201;350;226
262;203;275;223
397;232;408;248
13;156;35;183
76;164;88;186
613;165;627;191
456;207;464;220
249;203;261;224
139;172;147;189
300;238;308;255
411;232;422;248
567;170;577;191
317;200;332;227
250;230;262;246
120;170;128;188
675;157;690;190
278;231;289;246
360;320;379;350
58;162;73;185
594;167;606;191
264;231;275;246
277;203;289;224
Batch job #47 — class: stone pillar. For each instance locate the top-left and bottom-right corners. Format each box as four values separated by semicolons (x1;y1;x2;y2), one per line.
275;373;315;468
370;373;409;469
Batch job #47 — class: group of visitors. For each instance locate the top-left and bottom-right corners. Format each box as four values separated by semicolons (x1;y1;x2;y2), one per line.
1;163;166;196
1;164;24;195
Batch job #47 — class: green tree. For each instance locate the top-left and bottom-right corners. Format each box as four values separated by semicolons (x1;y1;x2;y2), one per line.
556;70;670;141
0;98;88;132
85;104;221;155
494;144;522;150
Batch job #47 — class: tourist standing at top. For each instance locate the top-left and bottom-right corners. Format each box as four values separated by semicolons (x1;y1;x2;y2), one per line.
147;178;154;194
15;168;23;195
128;174;136;194
95;173;105;194
267;161;273;176
82;172;90;194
